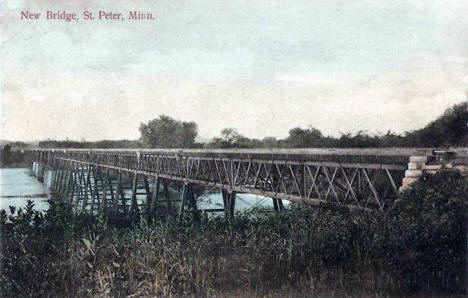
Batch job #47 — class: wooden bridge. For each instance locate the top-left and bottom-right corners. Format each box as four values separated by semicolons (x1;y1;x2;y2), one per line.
29;148;466;219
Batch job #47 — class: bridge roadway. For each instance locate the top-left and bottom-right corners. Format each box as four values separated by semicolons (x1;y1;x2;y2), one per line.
29;148;462;217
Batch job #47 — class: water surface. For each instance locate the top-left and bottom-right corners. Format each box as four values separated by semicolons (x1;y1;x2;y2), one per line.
0;168;49;213
0;168;288;215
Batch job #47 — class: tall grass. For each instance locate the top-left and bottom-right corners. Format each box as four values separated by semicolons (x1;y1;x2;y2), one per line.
1;172;467;297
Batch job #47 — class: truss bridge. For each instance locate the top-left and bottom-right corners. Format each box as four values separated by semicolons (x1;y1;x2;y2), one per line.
29;148;465;218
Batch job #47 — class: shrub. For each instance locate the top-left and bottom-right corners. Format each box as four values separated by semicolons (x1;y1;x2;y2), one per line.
1;172;467;297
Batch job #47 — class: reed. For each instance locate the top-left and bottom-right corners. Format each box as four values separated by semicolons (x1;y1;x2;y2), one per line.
1;172;467;297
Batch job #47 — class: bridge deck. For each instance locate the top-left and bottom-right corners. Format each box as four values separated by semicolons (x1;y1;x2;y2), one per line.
30;147;464;210
33;147;443;164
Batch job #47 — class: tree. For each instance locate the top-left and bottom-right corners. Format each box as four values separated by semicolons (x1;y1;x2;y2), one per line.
206;128;240;148
2;144;11;165
336;130;379;148
403;101;468;147
206;128;256;148
286;126;324;148
220;128;240;145
139;115;198;148
262;137;279;148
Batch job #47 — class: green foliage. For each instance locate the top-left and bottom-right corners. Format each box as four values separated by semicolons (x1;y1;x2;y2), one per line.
1;144;11;165
404;102;468;147
0;199;98;297
1;144;28;167
29;101;466;150
139;115;199;148
205;128;263;148
286;126;324;148
0;141;29;151
391;172;468;291
1;173;467;297
205;102;468;148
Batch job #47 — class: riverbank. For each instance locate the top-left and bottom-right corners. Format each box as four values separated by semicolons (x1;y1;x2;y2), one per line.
0;147;29;169
0;162;31;169
1;172;467;297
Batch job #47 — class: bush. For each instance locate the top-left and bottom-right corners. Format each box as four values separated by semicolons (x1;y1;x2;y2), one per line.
1;173;467;297
391;172;468;291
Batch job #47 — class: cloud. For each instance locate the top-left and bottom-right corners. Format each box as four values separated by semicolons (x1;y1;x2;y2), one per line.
1;0;468;141
3;54;466;141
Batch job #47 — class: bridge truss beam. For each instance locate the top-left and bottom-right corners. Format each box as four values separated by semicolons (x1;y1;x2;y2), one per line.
31;149;416;212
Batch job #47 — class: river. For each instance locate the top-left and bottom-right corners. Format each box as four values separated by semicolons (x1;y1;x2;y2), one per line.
0;168;49;213
0;168;287;215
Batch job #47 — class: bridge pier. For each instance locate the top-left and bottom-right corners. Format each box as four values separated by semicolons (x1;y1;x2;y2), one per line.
222;189;236;219
31;161;47;183
399;153;468;192
148;177;177;218
272;198;284;212
149;176;160;215
43;169;54;189
178;184;200;222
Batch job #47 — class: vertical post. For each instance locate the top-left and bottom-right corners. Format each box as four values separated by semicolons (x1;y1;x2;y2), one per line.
230;160;234;189
64;163;75;204
272;198;279;212
55;160;65;192
188;188;199;223
73;164;83;213
58;163;67;194
163;181;172;215
98;169;108;215
51;160;60;192
50;165;58;192
272;198;284;212
229;191;236;219
113;172;122;212
82;165;91;213
88;167;97;214
120;176;127;214
130;173;139;214
178;184;188;221
222;189;236;219
53;161;64;193
93;167;101;214
59;163;67;197
62;161;72;202
60;162;71;194
149;176;161;215
88;166;98;215
75;165;85;211
143;176;151;210
107;172;115;210
70;164;79;203
67;164;78;209
222;189;228;219
358;169;362;197
78;165;88;210
303;165;307;201
278;199;284;211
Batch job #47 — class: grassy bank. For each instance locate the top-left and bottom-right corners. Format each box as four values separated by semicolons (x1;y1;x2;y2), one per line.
1;172;467;297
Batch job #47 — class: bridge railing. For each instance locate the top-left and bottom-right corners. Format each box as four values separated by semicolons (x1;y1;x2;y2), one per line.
29;147;464;210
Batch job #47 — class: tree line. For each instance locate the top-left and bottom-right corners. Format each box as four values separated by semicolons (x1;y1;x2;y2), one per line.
35;101;467;149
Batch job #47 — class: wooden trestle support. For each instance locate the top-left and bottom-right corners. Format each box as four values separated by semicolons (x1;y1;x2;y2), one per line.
30;147;459;219
48;159;208;220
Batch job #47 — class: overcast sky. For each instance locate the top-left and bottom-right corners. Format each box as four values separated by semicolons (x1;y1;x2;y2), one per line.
1;0;467;141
